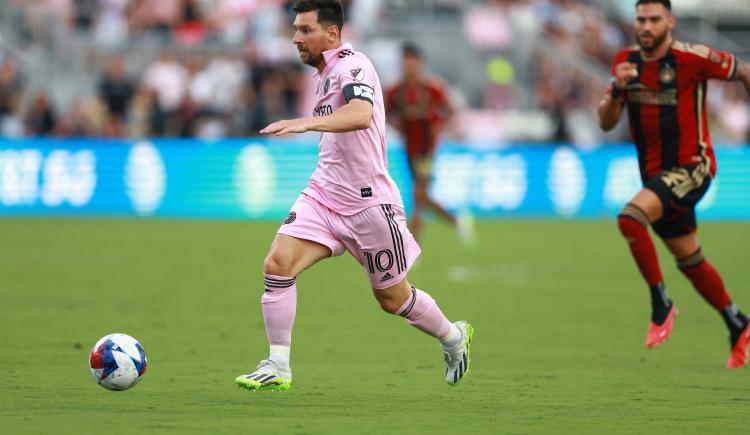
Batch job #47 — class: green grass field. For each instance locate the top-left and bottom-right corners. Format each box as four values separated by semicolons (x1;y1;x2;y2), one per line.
1;218;748;434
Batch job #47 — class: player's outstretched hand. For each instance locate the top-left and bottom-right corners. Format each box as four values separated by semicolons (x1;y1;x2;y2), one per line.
260;118;310;136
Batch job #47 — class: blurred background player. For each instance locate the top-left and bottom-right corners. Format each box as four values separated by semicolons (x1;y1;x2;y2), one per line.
234;0;473;392
599;0;750;368
385;43;473;245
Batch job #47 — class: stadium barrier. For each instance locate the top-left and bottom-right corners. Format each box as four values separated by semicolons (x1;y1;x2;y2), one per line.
0;138;748;219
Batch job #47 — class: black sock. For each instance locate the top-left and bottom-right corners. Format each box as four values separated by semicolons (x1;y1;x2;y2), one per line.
721;303;749;345
649;282;672;325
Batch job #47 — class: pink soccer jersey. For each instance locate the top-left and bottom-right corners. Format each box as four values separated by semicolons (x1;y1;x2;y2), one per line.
302;43;403;216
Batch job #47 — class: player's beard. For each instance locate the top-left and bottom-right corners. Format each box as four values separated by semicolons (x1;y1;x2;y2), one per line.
299;49;323;68
637;30;668;53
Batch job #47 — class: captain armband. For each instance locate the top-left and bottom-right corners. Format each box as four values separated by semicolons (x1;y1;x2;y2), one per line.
343;83;375;104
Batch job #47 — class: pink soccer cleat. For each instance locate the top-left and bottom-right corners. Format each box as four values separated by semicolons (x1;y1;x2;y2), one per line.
727;323;750;369
646;304;677;349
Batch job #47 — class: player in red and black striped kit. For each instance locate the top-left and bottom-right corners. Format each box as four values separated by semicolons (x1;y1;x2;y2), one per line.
385;44;474;245
599;0;750;368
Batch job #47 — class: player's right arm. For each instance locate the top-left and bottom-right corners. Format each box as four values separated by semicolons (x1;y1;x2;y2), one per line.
598;62;638;132
260;98;372;135
305;98;373;132
683;44;750;101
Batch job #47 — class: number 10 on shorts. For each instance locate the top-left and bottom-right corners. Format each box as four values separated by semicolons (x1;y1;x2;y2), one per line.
363;249;395;274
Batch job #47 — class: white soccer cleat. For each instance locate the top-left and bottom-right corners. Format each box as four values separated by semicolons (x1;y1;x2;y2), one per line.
235;359;292;391
443;321;474;386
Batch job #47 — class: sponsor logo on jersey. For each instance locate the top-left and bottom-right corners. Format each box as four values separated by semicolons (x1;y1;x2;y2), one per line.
360;187;373;198
380;272;394;283
350;68;364;81
313;104;333;117
627;89;677;105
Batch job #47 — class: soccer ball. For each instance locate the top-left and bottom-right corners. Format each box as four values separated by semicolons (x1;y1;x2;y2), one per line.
89;333;147;391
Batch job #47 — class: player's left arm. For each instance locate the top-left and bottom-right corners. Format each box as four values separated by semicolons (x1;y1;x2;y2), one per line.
731;61;750;97
693;45;750;95
260;99;372;136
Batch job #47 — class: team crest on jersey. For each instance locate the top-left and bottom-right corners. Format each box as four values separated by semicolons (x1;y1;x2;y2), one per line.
350;68;364;81
284;211;296;224
323;78;330;95
660;63;675;84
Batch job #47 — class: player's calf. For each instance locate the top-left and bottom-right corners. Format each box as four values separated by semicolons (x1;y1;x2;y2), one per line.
378;281;474;384
388;284;452;339
618;204;673;326
676;249;750;367
676;249;730;311
617;203;664;288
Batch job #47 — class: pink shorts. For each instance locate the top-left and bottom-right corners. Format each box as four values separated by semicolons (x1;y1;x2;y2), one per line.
277;194;421;289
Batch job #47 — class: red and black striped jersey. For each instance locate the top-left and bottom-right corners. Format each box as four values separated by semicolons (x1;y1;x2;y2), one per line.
609;41;737;182
385;78;450;156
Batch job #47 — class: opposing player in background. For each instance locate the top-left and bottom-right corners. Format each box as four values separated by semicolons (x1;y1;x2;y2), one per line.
234;0;473;391
599;0;750;368
385;44;472;244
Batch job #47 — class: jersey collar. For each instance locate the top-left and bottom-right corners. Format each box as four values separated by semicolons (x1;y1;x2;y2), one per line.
315;42;353;77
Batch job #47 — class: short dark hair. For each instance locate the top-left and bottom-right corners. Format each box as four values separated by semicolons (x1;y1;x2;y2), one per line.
292;0;344;32
402;42;422;59
636;0;671;10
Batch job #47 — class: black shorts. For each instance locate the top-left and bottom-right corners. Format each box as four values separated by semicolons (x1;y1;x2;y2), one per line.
644;166;711;239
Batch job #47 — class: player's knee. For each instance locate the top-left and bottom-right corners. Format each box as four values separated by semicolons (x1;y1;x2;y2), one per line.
373;288;401;313
375;296;402;314
263;252;295;277
676;248;705;270
617;203;650;237
373;281;412;314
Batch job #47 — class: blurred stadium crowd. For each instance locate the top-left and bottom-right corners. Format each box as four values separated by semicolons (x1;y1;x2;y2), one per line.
0;0;749;146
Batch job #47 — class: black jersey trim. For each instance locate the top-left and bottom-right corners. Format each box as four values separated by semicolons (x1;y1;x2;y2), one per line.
659;52;680;170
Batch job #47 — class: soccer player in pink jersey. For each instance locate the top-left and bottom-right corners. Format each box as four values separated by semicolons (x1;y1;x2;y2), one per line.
234;0;474;391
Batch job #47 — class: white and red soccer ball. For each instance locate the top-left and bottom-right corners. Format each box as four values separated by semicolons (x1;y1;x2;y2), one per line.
89;333;147;391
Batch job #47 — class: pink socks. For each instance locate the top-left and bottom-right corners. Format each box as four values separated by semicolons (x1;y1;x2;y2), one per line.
396;286;452;340
261;274;297;346
261;274;457;355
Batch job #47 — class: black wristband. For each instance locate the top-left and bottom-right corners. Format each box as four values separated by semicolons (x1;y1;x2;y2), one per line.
611;85;623;99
